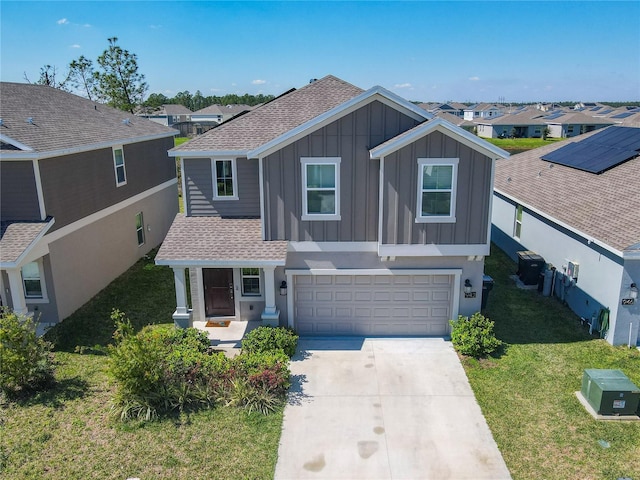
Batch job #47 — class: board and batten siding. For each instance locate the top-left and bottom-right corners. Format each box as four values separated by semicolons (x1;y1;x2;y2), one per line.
0;161;41;221
38;137;175;232
183;158;260;217
262;100;420;241
382;131;492;245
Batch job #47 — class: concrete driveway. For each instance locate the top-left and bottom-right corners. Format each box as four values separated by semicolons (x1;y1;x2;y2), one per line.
274;337;511;480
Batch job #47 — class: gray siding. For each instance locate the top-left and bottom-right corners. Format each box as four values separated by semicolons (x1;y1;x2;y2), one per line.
382;131;492;245
0;161;41;221
39;137;175;231
263;101;420;241
184;158;260;217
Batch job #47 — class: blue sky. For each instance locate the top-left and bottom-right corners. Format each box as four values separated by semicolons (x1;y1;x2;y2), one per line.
1;1;639;103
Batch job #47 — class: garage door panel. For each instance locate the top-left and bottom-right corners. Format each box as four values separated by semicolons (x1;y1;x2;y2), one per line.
294;274;452;336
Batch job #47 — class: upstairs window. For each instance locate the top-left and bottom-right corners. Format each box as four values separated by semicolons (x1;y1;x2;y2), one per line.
241;268;261;296
416;158;458;223
212;159;238;199
301;157;341;221
113;146;127;187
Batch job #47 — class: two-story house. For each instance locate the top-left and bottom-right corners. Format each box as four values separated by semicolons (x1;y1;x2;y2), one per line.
156;75;508;336
0;82;178;326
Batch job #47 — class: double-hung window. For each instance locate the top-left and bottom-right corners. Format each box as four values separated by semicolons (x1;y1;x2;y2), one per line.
135;212;145;246
113;146;127;187
241;268;261;296
416;158;458;223
21;260;47;301
212;159;238;200
514;205;523;239
301;157;341;221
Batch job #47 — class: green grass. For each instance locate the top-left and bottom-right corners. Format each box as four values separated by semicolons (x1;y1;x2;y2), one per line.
2;251;282;479
481;137;564;151
470;245;640;480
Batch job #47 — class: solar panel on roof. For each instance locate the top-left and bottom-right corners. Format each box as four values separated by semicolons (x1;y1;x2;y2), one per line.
590;106;602;111
611;112;634;119
544;112;564;120
598;109;613;115
541;126;640;174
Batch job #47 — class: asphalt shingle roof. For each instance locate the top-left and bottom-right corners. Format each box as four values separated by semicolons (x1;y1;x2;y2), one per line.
0;220;52;265
156;215;288;264
0;82;176;153
494;127;640;252
172;75;364;154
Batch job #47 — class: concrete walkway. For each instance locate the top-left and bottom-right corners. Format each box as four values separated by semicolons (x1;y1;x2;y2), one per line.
275;337;511;480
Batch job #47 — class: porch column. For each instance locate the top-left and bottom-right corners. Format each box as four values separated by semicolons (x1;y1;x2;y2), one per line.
261;266;280;327
5;268;29;316
172;267;191;328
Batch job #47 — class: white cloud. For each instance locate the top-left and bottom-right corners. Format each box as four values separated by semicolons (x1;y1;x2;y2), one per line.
394;83;412;89
82;23;92;28
469;76;480;81
69;44;81;49
57;18;69;25
149;24;162;29
252;79;266;85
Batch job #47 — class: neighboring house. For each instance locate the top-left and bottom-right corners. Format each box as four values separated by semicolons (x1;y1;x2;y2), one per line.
190;104;254;135
138;104;193;126
0;82;178;325
491;126;640;346
543;111;613;138
419;102;466;117
475;110;548;138
433;111;476;133
156;75;509;336
605;108;640;127
463;103;504;121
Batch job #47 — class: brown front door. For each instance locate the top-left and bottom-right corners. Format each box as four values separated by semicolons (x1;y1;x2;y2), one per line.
203;268;235;316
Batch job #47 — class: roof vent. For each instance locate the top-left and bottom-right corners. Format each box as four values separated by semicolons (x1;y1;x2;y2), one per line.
26;117;34;124
122;118;131;125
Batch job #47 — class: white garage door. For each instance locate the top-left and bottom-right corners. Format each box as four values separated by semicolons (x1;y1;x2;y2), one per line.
294;274;453;336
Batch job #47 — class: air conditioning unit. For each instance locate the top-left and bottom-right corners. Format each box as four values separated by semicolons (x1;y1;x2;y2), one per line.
581;369;640;416
517;251;545;286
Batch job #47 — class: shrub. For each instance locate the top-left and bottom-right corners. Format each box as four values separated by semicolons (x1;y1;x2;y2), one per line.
0;309;55;396
450;312;503;358
241;326;298;358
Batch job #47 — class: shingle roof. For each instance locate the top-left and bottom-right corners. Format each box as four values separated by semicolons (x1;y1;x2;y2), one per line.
0;219;53;266
476;110;547;125
161;104;192;115
172;75;364;154
155;215;288;265
544;111;614;125
0;82;176;153
494;126;640;252
192;104;254;116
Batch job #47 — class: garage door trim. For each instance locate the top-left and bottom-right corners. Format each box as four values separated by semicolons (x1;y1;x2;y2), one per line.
285;268;462;331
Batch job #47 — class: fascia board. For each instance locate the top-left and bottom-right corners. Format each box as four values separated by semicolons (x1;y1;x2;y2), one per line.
494;187;624;259
154;259;286;267
0;134;34;152
247;86;433;160
168;149;248;158
0;131;177;161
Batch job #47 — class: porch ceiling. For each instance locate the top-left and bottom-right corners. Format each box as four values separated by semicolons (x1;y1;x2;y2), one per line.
155;214;288;266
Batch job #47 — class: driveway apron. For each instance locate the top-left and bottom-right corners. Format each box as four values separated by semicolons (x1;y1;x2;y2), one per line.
274;337;511;480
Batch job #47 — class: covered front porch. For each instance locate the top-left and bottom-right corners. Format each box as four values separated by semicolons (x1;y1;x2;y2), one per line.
155;214;288;329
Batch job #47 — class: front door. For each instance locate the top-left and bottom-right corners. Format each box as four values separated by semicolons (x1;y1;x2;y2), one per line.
203;268;235;317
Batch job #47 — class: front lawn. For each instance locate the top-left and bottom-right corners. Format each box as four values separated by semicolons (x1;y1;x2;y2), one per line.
471;245;640;480
482;137;563;151
1;252;283;479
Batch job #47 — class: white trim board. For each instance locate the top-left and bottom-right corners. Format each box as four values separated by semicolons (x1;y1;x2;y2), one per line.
288;242;378;252
285;268;462;276
378;243;490;257
155;259;286;268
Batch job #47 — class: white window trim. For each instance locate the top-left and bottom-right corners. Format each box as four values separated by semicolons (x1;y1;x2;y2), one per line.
135;212;145;247
416;158;458;224
513;204;523;239
112;146;127;187
21;258;49;304
301;157;341;221
211;158;239;200
240;267;262;297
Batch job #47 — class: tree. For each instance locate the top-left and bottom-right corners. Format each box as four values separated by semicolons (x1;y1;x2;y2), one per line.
173;90;193;109
95;37;148;113
68;55;97;101
143;92;169;109
24;64;70;90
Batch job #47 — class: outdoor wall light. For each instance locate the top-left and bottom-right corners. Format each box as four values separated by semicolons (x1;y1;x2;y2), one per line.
280;280;287;296
630;283;638;300
464;279;473;294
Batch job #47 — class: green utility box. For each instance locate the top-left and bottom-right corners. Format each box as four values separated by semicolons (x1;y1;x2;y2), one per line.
581;369;640;416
